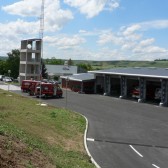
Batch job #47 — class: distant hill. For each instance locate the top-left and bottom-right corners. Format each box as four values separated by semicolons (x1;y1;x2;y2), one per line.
71;60;168;70
43;58;168;69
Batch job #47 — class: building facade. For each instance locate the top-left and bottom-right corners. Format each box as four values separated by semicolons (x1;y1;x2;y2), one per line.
61;73;95;94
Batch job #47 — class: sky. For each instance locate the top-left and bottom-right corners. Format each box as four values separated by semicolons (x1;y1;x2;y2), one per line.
0;0;168;61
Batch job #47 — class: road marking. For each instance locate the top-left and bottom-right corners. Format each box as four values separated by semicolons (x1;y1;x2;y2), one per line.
87;138;95;142
129;145;143;157
152;164;160;168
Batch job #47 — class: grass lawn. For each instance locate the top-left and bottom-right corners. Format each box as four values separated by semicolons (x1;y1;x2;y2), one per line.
0;89;95;168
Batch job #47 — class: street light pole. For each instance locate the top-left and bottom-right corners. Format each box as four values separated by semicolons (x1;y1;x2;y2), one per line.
66;77;69;108
8;70;11;91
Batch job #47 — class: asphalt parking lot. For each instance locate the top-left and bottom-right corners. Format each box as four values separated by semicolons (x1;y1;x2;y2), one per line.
1;83;168;168
40;90;168;168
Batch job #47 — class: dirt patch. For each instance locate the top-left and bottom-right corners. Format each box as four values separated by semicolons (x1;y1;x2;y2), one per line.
0;134;56;168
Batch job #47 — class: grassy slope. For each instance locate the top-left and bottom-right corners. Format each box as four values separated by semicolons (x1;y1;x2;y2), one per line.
0;90;95;168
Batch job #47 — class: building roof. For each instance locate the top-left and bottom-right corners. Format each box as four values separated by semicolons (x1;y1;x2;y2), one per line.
46;65;77;76
89;67;168;79
60;73;95;82
21;38;41;42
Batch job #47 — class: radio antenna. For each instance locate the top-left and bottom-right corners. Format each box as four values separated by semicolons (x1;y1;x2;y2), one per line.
39;0;44;40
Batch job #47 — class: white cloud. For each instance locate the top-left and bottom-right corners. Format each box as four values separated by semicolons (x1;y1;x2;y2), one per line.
121;24;142;41
0;19;39;55
2;0;74;32
95;24;168;61
0;19;39;35
133;45;167;54
108;0;119;10
139;20;168;30
139;38;155;46
0;0;74;56
64;0;120;18
97;30;124;45
0;38;20;56
44;35;86;49
122;24;141;36
45;7;73;32
121;42;137;50
2;0;41;17
0;0;168;61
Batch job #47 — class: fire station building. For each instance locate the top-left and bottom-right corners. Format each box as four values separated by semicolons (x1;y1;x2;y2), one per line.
89;67;168;107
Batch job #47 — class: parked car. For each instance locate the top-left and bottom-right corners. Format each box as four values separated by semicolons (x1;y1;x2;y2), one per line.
0;75;5;81
3;77;12;82
155;88;161;100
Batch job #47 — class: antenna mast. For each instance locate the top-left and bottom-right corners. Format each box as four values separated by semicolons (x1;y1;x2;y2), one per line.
39;0;44;84
39;0;44;40
39;0;45;102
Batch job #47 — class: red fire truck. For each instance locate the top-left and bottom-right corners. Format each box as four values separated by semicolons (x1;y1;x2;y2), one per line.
35;83;63;98
21;80;40;93
28;81;41;95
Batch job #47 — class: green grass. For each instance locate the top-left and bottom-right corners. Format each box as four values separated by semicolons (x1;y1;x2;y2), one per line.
0;90;95;168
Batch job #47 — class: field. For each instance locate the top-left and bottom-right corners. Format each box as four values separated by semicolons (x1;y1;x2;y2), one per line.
72;60;168;70
0;90;95;168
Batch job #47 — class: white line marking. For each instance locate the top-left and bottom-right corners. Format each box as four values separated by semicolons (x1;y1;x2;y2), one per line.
152;164;160;168
129;145;143;157
87;138;95;142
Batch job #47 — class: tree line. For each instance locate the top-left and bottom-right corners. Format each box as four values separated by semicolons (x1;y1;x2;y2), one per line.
0;49;47;80
0;49;20;79
0;49;93;80
44;57;93;71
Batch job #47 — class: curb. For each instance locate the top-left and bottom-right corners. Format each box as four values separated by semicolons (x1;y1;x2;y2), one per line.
82;115;101;168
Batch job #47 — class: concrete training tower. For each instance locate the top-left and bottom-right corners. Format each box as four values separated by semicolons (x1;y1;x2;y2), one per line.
19;0;44;84
19;38;42;84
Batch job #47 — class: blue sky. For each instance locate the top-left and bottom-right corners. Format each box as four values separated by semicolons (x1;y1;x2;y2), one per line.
0;0;168;61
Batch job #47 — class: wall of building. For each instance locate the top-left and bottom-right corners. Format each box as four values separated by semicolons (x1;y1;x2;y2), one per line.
61;79;95;94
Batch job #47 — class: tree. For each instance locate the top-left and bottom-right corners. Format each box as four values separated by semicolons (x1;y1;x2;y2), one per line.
0;60;7;75
46;57;64;65
6;49;20;78
77;63;93;71
41;59;48;79
68;58;73;65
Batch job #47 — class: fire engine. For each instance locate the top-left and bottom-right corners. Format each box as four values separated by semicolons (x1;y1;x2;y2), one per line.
21;80;40;93
35;83;63;98
131;85;155;99
28;81;41;95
